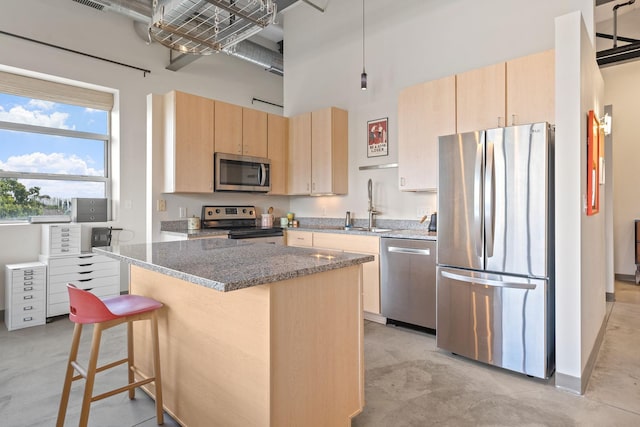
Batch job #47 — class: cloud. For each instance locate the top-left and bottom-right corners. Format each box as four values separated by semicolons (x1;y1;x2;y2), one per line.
28;99;55;110
0;152;103;176
0;105;72;129
19;178;104;199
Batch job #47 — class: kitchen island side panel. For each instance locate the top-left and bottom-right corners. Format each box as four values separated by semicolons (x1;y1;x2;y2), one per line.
129;263;364;426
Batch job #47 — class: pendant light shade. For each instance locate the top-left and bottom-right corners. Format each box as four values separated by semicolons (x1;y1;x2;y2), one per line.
361;0;367;90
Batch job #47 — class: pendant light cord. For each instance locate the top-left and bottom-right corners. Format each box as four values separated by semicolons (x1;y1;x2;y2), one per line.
362;0;365;72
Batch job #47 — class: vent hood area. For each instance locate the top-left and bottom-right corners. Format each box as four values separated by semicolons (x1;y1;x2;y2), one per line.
71;0;302;74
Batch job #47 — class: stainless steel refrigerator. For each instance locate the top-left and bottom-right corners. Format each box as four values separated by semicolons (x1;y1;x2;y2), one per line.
436;122;554;379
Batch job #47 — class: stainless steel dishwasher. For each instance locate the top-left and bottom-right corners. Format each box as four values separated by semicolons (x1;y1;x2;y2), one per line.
380;238;437;330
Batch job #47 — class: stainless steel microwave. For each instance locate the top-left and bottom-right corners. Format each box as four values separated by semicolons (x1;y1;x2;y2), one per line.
214;152;271;192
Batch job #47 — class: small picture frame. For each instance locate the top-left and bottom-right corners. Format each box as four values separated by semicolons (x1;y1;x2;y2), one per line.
367;117;388;157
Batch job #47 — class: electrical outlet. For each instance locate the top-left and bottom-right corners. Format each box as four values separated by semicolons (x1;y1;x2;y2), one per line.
157;199;166;212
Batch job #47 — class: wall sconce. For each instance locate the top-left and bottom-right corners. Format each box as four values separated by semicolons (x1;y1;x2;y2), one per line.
601;113;612;135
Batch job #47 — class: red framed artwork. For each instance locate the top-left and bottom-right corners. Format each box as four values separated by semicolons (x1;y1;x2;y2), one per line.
367;117;388;157
587;110;600;216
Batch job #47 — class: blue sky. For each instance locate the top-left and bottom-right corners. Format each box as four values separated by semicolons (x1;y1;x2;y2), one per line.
0;93;108;198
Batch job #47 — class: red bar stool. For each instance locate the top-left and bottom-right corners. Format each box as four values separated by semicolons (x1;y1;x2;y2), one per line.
57;284;164;427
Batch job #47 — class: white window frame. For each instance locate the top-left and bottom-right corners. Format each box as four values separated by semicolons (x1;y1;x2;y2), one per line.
0;70;114;222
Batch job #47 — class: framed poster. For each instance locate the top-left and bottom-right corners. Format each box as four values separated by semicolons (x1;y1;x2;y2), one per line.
367;117;388;157
587;110;600;216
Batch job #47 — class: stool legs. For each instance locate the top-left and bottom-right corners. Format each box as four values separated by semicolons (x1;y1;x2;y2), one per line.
57;323;83;427
78;324;104;426
150;311;164;425
57;314;164;426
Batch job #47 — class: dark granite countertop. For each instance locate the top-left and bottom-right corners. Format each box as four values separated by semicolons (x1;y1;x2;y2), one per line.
93;239;374;292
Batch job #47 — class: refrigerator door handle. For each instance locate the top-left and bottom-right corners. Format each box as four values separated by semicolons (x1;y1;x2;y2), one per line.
474;141;483;257
441;270;536;290
485;141;495;257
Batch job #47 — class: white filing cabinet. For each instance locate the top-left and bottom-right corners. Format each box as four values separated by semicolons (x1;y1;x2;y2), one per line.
40;253;120;318
41;224;81;256
5;262;47;331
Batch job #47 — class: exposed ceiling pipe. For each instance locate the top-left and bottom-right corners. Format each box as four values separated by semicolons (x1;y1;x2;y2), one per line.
613;0;636;48
71;0;287;74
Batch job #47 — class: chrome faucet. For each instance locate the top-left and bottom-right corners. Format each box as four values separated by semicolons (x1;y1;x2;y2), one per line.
367;179;380;230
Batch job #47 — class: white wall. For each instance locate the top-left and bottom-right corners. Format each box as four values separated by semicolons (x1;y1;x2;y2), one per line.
601;61;640;277
283;0;594;224
0;0;284;307
554;10;607;392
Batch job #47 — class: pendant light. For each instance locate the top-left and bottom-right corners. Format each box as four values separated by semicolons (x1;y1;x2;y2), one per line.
361;0;367;90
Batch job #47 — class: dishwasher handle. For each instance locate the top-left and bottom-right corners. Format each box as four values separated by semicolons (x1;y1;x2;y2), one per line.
387;246;430;256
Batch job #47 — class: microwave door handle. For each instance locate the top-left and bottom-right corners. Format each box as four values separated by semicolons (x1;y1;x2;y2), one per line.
259;163;266;186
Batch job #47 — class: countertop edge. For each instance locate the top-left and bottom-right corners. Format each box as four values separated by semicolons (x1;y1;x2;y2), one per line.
93;245;374;292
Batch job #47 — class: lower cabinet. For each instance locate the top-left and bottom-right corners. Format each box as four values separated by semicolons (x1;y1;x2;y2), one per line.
4;262;47;331
286;230;381;314
40;253;120;318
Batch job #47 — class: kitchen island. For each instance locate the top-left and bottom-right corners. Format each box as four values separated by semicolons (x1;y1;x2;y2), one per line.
94;239;373;427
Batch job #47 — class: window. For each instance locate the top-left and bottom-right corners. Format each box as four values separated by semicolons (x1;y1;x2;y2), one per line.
0;71;113;221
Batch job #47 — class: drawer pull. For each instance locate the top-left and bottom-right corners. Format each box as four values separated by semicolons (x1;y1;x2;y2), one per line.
23;306;34;311
78;278;93;282
79;255;94;259
78;271;94;275
61;232;70;237
23;276;33;281
61;243;69;247
23;317;33;322
78;263;94;267
23;295;33;300
24;286;33;291
23;281;33;286
61;249;70;252
61;238;69;242
23;270;34;275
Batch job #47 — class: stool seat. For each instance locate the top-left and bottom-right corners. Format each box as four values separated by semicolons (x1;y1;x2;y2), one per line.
57;284;164;426
69;287;164;324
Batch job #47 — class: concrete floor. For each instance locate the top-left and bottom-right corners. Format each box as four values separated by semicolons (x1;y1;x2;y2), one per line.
1;281;639;426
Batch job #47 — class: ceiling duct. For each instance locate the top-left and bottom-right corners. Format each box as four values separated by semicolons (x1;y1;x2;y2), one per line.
149;0;277;55
71;0;286;74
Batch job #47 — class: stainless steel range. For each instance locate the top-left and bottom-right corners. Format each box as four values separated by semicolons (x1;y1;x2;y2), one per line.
201;205;284;244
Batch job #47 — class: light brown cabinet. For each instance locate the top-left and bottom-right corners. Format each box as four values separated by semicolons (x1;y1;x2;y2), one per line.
398;75;456;191
242;107;268;157
267;114;288;195
163;90;214;193
287;230;381;314
215;101;268;158
457;49;555;133
214;101;242;155
288;107;348;195
456;62;507;133
506;49;555;126
287;112;312;194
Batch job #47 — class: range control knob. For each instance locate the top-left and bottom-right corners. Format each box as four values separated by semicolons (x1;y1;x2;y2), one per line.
242;208;247;214
208;210;214;216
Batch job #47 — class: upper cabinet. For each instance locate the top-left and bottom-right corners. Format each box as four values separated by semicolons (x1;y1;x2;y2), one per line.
267;113;288;195
456;62;507;133
506;49;555;126
311;107;348;195
242;107;268;158
215;101;268;158
287;112;312;195
457;49;555;133
287;107;348;196
163;91;214;193
398;75;456;191
214;101;242;155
